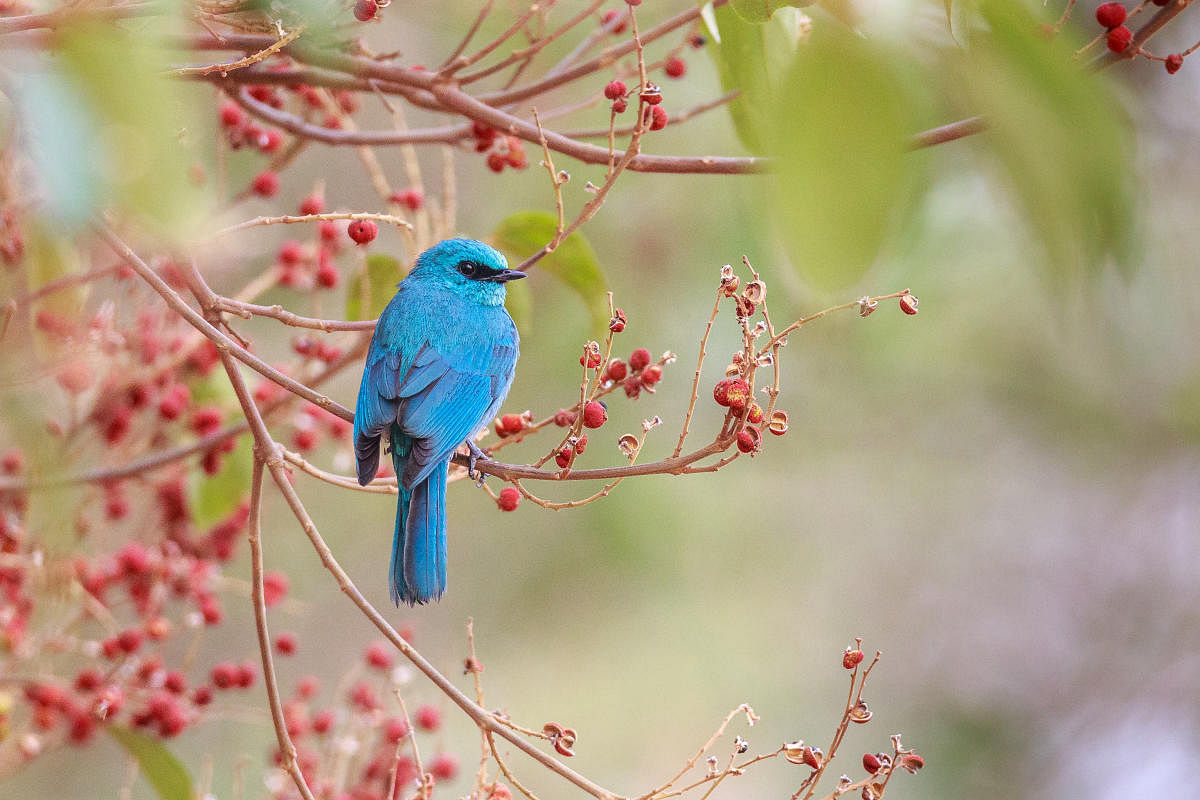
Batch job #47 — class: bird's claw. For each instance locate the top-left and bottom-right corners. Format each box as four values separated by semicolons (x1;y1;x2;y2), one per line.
466;440;489;484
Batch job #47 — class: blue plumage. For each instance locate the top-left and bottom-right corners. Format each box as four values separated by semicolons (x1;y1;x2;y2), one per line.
353;239;523;605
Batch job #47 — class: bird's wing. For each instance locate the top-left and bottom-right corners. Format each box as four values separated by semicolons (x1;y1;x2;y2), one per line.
397;335;518;490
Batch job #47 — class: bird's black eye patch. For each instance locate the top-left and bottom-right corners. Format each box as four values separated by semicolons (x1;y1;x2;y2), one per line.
457;260;479;278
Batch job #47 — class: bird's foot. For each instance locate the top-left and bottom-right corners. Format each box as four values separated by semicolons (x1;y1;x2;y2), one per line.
466;439;489;484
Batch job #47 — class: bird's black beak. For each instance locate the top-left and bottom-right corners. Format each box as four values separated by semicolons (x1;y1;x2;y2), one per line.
485;269;527;283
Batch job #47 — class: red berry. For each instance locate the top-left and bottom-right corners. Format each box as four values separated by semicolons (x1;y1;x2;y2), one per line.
319;220;339;243
486;152;507;172
554;409;576;427
384;716;410;742
612;98;628;114
117;628;143;653
582;400;607;429
236;660;257;688
293;428;319;452
605;358;627;382
600;8;628;34
505;139;527;169
500;413;524;435
190;406;223;435
316;262;340;288
252;170;279;197
746;403;764;424
263;571;289;606
664;56;686;79
713;378;749;408
580;349;603;368
364;641;394;670
899;294;919;315
275;633;298;655
218;102;243;128
192;686;213;706
863;753;882;773
1;448;23;475
1166;53;1184;74
259;129;283;154
296;675;320;699
609;308;627;333
431;753;459;781
415;704;441;731
1095;2;1126;28
626;0;642;5
497;487;520;511
299;193;324;215
390;188;425;211
604;80;627;100
211;662;238;689
158;384;190;420
842;647;865;669
574;434;588;455
347;219;378;245
640;364;662;386
1106;25;1133;53
555;447;572;468
312;709;334;733
629;348;651;371
736;428;759;454
353;0;377;22
649;105;669;131
75;669;103;692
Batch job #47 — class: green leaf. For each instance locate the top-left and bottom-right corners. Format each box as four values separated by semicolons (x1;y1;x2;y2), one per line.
56;21;207;241
107;726;193;800
710;6;771;153
769;27;923;291
491;211;609;334
730;0;814;24
957;0;1137;282
346;254;403;321
189;434;252;530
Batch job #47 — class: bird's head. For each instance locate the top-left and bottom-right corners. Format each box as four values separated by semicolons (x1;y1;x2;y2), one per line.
406;238;525;306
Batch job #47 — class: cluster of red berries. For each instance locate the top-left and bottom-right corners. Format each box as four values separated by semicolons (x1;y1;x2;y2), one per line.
712;377;789;455
218;101;284;160
291;402;352;453
472;122;529;173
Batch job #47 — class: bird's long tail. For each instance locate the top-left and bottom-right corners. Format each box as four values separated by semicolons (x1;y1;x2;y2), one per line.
389;428;447;606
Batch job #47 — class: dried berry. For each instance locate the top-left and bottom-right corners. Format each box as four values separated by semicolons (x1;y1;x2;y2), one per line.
768;409;789;436
736;427;760;454
899;294;919;315
640;364;662;386
863;753;881;774
555;447;573;468
604;80;627;101
843;647;865;669
1166;53;1184;74
629;348;651;371
500;413;525;435
609;308;627;333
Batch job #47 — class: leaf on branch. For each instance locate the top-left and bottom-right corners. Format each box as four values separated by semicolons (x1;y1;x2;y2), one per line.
106;726;193;800
955;0;1137;283
346;253;403;321
491;211;609;334
190;434;252;530
769;26;924;291
729;0;815;24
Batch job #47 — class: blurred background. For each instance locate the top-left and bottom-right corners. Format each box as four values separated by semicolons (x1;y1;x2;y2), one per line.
3;1;1199;799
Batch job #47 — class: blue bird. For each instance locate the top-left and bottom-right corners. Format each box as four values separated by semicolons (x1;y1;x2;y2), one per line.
353;239;524;605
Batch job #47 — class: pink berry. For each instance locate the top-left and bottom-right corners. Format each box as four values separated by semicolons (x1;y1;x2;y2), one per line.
252;170;279;197
415;704;441;731
259;129;283;154
316;262;340;288
347;219;378;245
299;193;324;215
364;641;394;670
431;753;459;781
1165;53;1184;74
275;633;298;655
664;56;686;79
604;80;627;100
219;102;244;128
629;348;651;371
600;9;628;34
497;487;520;511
